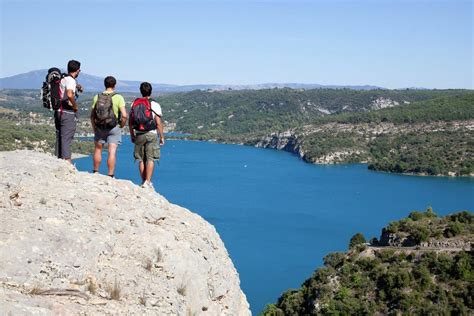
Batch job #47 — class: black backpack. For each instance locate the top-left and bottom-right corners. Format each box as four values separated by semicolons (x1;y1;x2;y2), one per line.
41;68;67;110
94;93;117;129
130;97;157;131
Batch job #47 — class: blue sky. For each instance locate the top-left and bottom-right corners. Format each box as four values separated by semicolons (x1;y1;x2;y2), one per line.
1;0;472;88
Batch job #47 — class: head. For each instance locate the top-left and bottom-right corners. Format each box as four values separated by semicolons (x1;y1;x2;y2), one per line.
104;76;116;89
140;82;152;97
67;60;81;78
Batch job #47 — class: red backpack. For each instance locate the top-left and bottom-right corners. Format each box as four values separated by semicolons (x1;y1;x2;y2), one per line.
130;97;157;131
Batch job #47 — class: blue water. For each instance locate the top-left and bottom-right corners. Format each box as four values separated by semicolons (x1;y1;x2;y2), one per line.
75;139;474;313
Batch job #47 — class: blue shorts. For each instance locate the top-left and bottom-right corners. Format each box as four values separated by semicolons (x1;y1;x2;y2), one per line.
94;126;122;145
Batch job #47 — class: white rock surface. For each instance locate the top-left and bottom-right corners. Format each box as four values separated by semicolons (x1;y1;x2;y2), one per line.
0;150;250;315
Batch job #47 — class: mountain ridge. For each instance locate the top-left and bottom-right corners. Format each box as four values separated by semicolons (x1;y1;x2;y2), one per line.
0;69;383;92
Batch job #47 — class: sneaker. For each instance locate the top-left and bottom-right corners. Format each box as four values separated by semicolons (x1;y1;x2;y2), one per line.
141;181;154;190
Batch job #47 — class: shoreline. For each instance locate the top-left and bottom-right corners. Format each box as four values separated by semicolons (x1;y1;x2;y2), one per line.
71;153;89;159
71;136;473;178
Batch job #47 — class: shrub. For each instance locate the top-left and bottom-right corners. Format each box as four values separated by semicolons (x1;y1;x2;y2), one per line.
323;252;346;269
444;221;462;238
349;233;366;249
409;211;424;221
260;304;284;316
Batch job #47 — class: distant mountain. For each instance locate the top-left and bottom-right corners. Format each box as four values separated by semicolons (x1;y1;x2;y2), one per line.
0;70;190;93
0;69;383;92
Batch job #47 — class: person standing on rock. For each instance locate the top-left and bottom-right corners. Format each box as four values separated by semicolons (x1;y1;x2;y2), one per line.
55;60;83;163
129;82;165;189
90;76;127;178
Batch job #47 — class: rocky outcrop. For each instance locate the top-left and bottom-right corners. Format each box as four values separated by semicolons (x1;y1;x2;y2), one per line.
254;120;474;168
254;129;365;164
255;130;304;159
0;151;250;315
376;228;472;250
370;97;399;110
419;240;472;250
377;228;416;247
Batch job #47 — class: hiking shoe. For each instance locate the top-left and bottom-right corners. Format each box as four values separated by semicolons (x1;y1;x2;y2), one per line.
141;181;154;190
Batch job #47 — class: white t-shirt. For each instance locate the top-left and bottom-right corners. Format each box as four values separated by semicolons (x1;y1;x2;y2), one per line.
148;100;162;134
60;76;77;101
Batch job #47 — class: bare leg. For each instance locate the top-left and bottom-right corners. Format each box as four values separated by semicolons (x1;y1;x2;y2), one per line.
139;161;146;183
145;160;155;183
93;142;103;171
107;143;118;176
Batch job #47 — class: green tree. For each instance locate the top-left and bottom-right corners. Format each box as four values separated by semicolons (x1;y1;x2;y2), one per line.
349;233;366;249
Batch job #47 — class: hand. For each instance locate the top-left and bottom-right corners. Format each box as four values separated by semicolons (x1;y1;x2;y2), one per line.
159;137;165;146
76;83;83;93
120;117;127;128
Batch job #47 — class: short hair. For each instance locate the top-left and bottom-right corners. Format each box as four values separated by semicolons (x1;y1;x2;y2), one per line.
140;82;152;97
67;60;81;73
104;76;116;89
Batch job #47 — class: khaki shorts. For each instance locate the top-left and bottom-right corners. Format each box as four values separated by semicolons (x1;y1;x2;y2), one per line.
134;132;160;162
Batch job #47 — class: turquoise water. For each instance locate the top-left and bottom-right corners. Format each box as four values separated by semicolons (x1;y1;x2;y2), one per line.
75;139;474;313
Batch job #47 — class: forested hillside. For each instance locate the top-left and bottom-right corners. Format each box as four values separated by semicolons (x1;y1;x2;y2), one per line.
0;88;472;175
262;209;473;315
254;93;474;176
159;88;468;138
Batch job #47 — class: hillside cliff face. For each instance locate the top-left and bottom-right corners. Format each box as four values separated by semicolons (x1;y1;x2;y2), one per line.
254;120;474;175
0;151;250;315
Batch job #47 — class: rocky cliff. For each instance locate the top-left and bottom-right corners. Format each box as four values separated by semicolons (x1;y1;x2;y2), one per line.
255;130;304;159
0;151;250;315
254;120;474;174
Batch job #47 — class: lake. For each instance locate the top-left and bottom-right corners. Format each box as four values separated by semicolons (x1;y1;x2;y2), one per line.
75;139;474;314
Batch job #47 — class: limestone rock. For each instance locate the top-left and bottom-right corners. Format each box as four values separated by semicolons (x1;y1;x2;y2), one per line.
0;150;250;315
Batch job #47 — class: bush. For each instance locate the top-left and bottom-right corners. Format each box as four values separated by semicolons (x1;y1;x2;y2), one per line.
324;252;346;269
349;233;366;249
444;221;462;238
409;211;424;221
260;304;284;316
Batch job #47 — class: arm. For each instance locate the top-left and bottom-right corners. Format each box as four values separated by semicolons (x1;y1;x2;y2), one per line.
129;113;136;143
90;111;96;132
118;96;127;128
119;106;127;128
67;89;78;112
90;95;97;132
155;115;165;146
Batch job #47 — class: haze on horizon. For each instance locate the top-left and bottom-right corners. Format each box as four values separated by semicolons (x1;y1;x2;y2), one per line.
1;0;472;89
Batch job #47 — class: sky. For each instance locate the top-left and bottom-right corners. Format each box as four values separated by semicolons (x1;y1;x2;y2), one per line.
0;0;472;89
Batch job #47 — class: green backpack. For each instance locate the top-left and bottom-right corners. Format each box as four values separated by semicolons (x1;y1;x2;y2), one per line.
94;92;117;129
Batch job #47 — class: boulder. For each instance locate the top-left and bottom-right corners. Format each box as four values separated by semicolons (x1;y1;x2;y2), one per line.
0;150;250;315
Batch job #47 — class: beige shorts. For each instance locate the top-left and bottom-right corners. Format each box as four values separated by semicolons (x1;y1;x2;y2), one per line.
134;132;160;162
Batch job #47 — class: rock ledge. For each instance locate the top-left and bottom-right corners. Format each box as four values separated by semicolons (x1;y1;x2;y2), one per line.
0;150;250;315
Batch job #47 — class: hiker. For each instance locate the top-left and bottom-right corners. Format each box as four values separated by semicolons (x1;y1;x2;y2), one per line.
129;82;165;189
55;60;83;163
90;76;127;177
